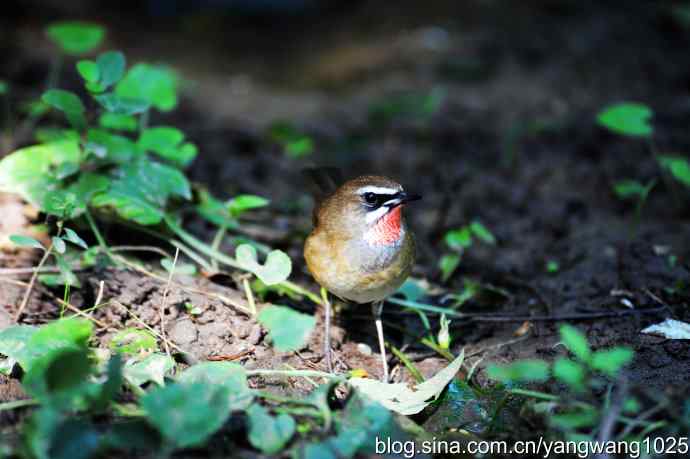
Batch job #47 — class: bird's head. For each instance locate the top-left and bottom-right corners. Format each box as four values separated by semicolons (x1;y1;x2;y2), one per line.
316;175;421;245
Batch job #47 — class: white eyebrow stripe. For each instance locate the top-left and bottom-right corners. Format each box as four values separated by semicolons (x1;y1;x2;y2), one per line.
357;185;400;195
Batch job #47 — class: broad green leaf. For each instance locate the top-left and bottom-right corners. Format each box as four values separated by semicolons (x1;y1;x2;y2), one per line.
22;347;94;408
590;347;633;377
62;228;88;249
42;89;86;131
138;126;196;166
177;361;253;410
439;253;460;282
641;318;690;339
486;359;550;383
285;137;313;158
110;328;157;355
76;60;99;83
552;358;585;391
257;305;315;352
91;159;191;225
247;404;296;454
44;173;109;219
98;113;138;132
546;260;560;273
596;102;653;137
52;237;66;254
35;128;79;143
658;155;690;187
96;51;126;88
123;353;174;387
86;129;140;162
9;235;44;250
613;179;656;199
195;190;239;229
235;244;292;286
445;227;472;250
141;381;232;448
396;278;428;302
469;221;496;244
350;350;464;415
116;64;178;112
559;325;591;362
46;21;105;55
0;80;7;95
228;194;269;217
0;325;38;371
94;93;150;115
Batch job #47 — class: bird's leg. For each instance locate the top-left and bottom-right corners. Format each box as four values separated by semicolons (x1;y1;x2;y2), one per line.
372;300;389;382
320;287;334;373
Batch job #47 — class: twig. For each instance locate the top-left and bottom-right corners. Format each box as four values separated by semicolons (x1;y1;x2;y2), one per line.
0;398;39;411
593;378;629;459
159;248;179;356
110;245;172;258
113;301;187;355
14;243;54;322
242;277;256;315
94;280;105;309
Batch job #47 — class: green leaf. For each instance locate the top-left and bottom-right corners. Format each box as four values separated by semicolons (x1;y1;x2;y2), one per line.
552;358;586;391
62;228;88;249
0;80;7;95
0;325;38;371
160;258;196;276
177;361;253;411
228;194;269;218
116;63;178;112
486;359;550;383
444;227;472;250
138;126;196;166
86;129;140;162
268;122;314;158
91;159;191;225
98;113;138;132
123;353;174;387
46;21;105;55
94;93;150;115
596;102;653;137
550;406;599;431
76;60;99;83
96;51;126;88
141;381;232;448
235;244;292;286
195;190;239;229
546;260;560;273
439;253;460;283
658;155;690;187
247;404;296;454
469;221;496;244
9;235;44;250
613;179;647;199
559;324;591;362
47;173;110;219
349;350;465;415
110;328;157;355
52;237;66;254
257;305;315;352
590;347;633;377
42;89;86;131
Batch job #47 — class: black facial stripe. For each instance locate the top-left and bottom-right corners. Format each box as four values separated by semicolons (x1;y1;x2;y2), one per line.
362;192;398;209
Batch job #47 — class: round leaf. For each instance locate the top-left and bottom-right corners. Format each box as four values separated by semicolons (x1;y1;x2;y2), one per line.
596;102;653;137
76;60;99;83
257;305;316;352
46;21;105;55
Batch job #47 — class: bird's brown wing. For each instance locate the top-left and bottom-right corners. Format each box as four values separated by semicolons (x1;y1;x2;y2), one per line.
301;167;345;224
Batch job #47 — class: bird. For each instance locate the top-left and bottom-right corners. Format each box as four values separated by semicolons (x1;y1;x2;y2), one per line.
304;172;421;382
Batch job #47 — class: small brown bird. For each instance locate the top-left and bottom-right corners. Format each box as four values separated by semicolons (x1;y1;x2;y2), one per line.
304;173;420;381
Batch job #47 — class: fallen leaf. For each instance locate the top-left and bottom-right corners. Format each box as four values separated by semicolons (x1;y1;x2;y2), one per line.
641;319;690;340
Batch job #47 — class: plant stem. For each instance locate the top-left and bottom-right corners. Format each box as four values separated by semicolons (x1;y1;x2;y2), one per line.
85;208;108;252
0;398;38;411
389;345;424;383
509;388;560;401
242;277;256;315
14;242;54;322
246;369;343;380
420;337;456;361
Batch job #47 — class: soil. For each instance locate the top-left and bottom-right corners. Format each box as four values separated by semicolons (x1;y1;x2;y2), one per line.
1;0;690;442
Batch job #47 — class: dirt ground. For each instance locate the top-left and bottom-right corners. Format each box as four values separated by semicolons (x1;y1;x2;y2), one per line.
1;0;690;433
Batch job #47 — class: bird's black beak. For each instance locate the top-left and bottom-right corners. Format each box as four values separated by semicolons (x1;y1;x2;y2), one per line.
384;191;422;208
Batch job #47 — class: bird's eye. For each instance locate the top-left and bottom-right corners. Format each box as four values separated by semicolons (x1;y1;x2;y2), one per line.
363;192;378;205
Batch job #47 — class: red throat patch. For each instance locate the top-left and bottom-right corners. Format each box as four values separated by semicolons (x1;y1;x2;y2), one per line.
366;206;403;245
